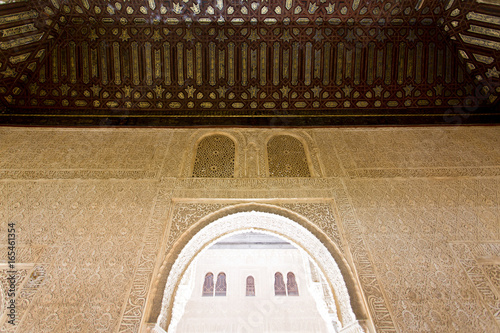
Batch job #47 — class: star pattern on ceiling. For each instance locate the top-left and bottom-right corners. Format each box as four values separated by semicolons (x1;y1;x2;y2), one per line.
0;0;498;126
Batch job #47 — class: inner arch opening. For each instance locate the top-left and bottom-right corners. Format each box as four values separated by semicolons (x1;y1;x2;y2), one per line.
154;210;367;333
172;230;341;332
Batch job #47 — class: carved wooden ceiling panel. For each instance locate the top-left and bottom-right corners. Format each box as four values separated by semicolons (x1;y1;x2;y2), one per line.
442;0;500;106
0;0;60;101
0;0;498;126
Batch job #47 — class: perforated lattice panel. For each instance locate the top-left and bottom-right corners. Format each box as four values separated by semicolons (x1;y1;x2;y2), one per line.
192;135;235;178
267;136;311;177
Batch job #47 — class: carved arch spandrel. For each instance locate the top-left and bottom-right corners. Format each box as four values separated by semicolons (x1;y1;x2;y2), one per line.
180;129;246;178
145;203;371;332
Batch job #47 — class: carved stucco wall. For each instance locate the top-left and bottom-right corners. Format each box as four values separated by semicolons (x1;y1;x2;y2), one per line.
0;126;499;332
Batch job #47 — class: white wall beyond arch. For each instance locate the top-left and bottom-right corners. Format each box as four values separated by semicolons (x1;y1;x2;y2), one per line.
155;211;365;333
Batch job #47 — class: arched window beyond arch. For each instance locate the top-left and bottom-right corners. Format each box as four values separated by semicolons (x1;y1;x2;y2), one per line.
158;211;367;333
192;135;235;178
287;272;299;296
267;135;311;177
202;273;214;296
215;273;226;296
246;276;255;296
274;272;286;296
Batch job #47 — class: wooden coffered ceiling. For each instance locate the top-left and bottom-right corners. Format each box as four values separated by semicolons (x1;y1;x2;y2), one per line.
0;0;499;126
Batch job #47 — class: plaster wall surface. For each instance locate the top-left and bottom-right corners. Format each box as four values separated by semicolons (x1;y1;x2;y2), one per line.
0;126;498;332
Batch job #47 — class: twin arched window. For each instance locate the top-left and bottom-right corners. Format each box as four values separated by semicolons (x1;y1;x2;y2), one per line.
275;272;299;296
191;134;311;178
203;272;226;296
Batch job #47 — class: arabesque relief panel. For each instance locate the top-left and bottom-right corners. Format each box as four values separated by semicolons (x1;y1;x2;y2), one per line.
0;180;159;332
345;178;499;332
316;127;500;178
0;126;498;333
0;128;172;179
